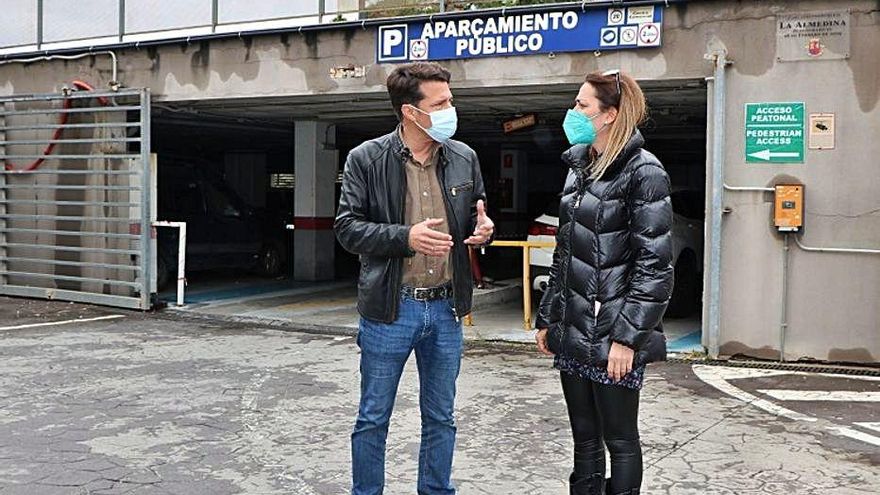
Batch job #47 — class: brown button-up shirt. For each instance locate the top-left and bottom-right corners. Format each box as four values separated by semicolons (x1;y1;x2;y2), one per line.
402;137;453;288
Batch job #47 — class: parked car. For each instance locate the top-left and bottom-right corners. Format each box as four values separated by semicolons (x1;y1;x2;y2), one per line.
156;162;285;289
528;188;704;318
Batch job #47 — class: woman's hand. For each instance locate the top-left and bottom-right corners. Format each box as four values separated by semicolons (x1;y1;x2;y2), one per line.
608;342;634;382
536;328;554;356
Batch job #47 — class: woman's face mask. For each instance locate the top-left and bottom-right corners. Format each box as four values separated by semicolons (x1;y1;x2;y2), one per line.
562;109;604;146
409;105;458;143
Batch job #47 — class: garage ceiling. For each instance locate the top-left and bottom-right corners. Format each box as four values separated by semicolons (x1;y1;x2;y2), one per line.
153;78;707;136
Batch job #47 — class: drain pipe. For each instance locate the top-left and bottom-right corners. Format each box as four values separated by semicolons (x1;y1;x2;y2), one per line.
705;49;731;360
780;233;790;362
0;51;119;89
793;236;880;255
779;231;880;362
719;183;880;256
723;184;774;192
719;186;880;362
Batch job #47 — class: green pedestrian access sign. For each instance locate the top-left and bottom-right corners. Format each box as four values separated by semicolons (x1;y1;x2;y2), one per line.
745;102;805;163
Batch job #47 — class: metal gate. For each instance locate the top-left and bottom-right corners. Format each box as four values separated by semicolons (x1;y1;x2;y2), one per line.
0;88;153;310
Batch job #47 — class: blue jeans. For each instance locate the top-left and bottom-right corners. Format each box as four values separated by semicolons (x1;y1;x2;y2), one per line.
351;294;463;495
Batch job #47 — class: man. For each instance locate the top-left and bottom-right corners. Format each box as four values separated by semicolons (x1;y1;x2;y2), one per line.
335;62;494;495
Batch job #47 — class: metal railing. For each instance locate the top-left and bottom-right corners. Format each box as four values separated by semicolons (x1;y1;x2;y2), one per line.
487;239;556;330
0;0;571;55
0;88;153;310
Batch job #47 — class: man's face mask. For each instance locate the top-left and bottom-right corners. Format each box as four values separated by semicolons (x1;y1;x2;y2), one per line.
409;105;458;143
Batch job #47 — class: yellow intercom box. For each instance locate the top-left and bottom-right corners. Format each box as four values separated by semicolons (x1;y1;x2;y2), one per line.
774;184;804;232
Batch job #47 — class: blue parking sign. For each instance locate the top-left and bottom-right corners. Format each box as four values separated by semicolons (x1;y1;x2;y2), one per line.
378;25;409;62
375;7;663;63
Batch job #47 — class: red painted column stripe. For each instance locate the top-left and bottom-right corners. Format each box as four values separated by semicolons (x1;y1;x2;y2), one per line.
293;217;335;230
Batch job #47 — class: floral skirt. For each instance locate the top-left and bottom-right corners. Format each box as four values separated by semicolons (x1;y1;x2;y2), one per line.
554;354;645;390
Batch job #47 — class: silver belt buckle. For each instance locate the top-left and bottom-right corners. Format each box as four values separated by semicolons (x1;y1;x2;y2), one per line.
414;288;430;301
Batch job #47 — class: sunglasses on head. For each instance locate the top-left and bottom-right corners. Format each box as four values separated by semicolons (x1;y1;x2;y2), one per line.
602;69;621;96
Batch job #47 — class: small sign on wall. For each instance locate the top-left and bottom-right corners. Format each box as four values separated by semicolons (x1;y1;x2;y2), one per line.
503;114;537;134
745;102;805;163
809;113;835;150
777;10;850;62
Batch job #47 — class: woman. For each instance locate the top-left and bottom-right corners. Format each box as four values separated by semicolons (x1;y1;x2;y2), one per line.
535;69;673;495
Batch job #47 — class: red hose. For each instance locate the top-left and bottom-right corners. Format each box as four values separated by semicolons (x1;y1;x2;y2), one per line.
4;80;110;172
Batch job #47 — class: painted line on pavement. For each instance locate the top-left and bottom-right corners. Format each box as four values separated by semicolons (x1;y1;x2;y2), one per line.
827;426;880;448
757;390;880;402
694;365;880;448
0;314;125;331
815;373;880;382
854;422;880;434
692;365;816;422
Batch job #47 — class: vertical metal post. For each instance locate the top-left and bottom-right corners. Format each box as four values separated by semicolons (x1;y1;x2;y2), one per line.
148;153;158;296
522;245;531;330
37;0;44;49
212;0;219;32
139;89;152;310
780;233;790;362
119;0;125;41
701;76;714;353
706;50;729;360
318;0;326;22
439;0;446;13
177;223;186;306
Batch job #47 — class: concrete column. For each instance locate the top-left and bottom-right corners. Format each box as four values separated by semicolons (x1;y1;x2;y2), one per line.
293;121;338;281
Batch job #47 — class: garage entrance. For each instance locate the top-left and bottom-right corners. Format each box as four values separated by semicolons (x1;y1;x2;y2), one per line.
153;78;707;350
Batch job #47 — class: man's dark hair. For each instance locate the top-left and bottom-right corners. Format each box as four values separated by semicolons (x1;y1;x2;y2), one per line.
386;62;452;121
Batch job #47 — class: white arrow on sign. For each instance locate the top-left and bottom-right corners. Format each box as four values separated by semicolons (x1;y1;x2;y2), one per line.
749;149;801;161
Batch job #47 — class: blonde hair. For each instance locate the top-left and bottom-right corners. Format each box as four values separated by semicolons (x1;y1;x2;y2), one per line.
584;71;647;180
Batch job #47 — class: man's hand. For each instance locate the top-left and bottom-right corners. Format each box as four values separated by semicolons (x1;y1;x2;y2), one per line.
607;342;635;382
409;218;453;257
536;328;554;356
464;200;495;246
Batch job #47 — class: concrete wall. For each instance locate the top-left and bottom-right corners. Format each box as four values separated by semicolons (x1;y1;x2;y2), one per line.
0;0;877;361
710;1;880;363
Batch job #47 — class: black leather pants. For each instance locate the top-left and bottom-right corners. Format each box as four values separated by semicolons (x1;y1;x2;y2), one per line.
561;371;642;495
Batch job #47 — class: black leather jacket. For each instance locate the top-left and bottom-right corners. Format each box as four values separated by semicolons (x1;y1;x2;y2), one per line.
536;131;672;368
335;127;488;324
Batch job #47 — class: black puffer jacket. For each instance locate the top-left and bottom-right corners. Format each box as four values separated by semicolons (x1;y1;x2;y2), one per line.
536;130;672;368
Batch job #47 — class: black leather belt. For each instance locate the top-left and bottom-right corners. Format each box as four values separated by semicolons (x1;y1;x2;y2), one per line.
401;283;454;301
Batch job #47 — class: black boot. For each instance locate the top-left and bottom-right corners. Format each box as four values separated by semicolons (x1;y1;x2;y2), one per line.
605;482;640;495
569;472;605;495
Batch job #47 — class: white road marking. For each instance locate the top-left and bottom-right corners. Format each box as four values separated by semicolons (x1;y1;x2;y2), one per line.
827;427;880;448
757;390;880;402
698;366;794;380
855;422;880;434
815;373;880;382
0;314;125;331
702;366;880;383
694;365;880;448
692;365;816;422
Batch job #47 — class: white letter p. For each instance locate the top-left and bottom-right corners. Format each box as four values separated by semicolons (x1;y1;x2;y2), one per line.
383;30;404;56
